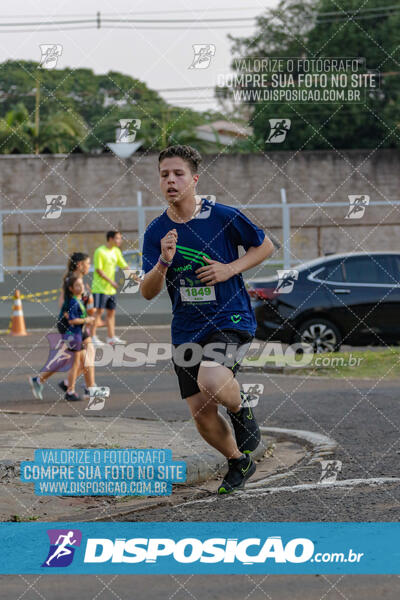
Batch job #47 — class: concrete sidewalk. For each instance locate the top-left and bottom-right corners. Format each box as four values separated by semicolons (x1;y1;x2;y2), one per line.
0;411;303;522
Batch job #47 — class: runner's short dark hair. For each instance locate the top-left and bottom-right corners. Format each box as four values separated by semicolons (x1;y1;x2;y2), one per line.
158;145;202;174
106;230;120;241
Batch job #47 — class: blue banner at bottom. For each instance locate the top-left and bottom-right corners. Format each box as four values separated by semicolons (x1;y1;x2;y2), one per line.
0;522;399;574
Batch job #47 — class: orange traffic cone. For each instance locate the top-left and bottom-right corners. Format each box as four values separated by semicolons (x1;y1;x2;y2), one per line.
10;290;28;336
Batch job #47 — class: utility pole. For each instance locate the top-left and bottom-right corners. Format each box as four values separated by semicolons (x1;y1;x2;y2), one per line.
34;71;41;154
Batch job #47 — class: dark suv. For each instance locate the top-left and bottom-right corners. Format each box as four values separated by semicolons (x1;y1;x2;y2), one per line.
247;252;400;352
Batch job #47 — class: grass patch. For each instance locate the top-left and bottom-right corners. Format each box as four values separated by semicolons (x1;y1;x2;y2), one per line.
292;348;400;379
244;347;400;378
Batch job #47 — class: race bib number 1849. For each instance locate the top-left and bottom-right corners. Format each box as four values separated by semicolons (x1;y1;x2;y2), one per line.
180;286;216;303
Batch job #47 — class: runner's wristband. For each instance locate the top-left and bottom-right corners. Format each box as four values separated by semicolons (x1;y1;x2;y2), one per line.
158;255;172;268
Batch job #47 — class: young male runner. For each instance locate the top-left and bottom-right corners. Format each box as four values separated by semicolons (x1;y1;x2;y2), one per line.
91;231;128;346
141;145;274;494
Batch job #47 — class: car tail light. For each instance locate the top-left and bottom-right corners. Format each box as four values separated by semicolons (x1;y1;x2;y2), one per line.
248;287;277;300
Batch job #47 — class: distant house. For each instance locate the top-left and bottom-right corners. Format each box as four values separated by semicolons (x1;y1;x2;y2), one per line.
195;120;253;146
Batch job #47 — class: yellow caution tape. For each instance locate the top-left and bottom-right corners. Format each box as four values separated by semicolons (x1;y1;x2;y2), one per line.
0;288;60;301
28;295;58;303
0;289;60;334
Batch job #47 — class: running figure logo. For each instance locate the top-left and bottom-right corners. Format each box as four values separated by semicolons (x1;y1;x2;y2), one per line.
319;460;342;484
189;44;216;69
241;383;264;407
86;386;110;411
43;195;67;219
117;119;141;143
42;529;82;567
41;334;73;373
195;195;216;219
345;195;370;219
39;44;63;69
120;269;144;293
267;119;291;143
275;270;299;294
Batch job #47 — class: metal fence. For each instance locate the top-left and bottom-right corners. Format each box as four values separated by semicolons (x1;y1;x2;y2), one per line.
1;189;399;282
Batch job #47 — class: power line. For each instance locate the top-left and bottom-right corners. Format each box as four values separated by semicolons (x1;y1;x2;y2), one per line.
0;16;256;28
2;4;400;20
0;26;98;33
317;3;400;17
103;6;266;15
0;24;256;33
317;10;400;23
157;86;216;92
0;6;265;18
157;72;397;95
0;19;94;27
162;97;219;102
101;16;257;23
102;25;255;30
0;13;96;18
1;17;397;33
0;6;399;31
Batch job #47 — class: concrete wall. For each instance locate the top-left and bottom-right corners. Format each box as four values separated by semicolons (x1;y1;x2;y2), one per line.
1;149;399;267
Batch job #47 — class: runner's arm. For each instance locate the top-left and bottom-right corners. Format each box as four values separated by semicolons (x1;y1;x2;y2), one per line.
68;301;94;325
58;288;64;309
228;236;274;275
140;262;168;300
229;210;274;274
95;268;118;289
68;317;94;325
116;248;128;270
196;237;274;284
141;229;177;300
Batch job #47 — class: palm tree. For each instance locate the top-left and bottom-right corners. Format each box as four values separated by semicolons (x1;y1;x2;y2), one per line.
39;110;89;153
0;102;34;153
0;102;89;154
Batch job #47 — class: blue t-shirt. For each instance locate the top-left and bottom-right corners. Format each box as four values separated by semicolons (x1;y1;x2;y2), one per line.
142;198;265;344
65;296;86;336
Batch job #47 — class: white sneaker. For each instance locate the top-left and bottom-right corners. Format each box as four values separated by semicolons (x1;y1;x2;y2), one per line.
107;336;126;345
91;335;105;346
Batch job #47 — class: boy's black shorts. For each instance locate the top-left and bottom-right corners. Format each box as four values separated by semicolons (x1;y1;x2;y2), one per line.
172;328;253;400
93;293;116;310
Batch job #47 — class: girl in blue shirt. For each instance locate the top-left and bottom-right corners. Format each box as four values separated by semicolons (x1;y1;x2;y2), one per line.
63;275;96;401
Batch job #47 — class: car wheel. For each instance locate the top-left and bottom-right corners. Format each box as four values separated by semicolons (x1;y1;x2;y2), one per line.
294;318;342;353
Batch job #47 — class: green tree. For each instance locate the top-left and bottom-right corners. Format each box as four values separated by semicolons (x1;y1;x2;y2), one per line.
229;0;400;150
0;101;89;154
0;102;34;153
0;60;233;154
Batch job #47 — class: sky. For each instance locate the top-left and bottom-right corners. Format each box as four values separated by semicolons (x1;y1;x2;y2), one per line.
0;0;278;111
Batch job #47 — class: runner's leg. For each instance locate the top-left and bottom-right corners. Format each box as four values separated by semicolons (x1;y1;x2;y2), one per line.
82;339;95;387
186;391;241;459
106;308;115;339
92;308;103;338
38;370;57;383
198;361;261;454
67;351;82;393
197;362;242;413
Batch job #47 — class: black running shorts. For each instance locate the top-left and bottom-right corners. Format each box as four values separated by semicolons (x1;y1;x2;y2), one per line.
93;293;116;310
172;328;253;400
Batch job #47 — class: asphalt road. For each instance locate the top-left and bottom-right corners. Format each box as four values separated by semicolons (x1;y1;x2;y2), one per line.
1;326;399;521
1;573;400;600
1;327;399;598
